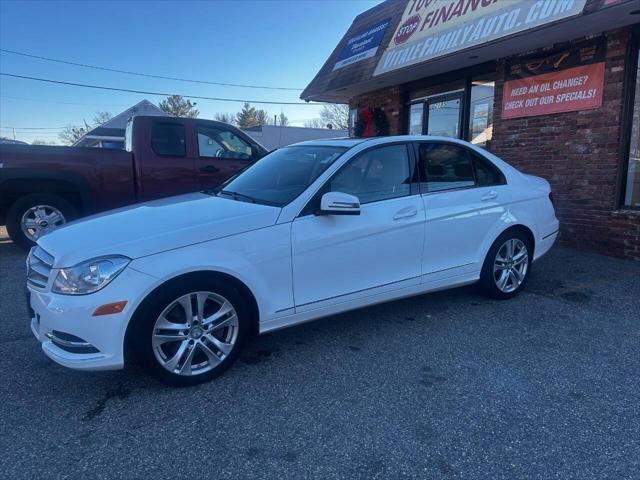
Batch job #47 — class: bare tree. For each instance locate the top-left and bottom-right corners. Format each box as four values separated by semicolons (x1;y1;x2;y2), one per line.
57;110;114;145
303;118;326;129
93;111;113;125
276;113;290;126
213;112;236;125
255;109;270;126
58;125;89;145
159;95;199;118
319;104;349;130
31;139;57;145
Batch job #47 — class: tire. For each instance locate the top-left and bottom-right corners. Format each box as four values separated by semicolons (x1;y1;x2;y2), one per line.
478;229;532;300
6;193;79;250
130;276;250;387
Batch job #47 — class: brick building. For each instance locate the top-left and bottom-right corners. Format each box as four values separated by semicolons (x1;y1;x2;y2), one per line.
302;0;640;260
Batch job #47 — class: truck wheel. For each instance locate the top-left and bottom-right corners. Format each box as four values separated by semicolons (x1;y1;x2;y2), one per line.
6;193;79;250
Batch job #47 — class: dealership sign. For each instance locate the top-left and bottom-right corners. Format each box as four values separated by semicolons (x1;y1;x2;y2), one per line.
333;18;391;71
374;0;587;76
502;39;605;119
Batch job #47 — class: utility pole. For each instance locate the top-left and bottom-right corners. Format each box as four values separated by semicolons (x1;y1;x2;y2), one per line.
274;114;277;126
12;128;16;140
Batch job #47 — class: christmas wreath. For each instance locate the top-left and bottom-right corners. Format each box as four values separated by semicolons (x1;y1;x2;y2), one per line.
354;107;389;137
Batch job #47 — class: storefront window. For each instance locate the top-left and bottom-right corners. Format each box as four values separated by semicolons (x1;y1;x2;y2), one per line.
405;75;494;145
349;108;358;137
427;96;461;137
624;49;640;208
409;103;423;134
409;90;463;138
468;77;495;147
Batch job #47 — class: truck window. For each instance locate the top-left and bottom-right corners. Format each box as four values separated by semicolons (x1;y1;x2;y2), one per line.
197;125;252;160
151;123;186;157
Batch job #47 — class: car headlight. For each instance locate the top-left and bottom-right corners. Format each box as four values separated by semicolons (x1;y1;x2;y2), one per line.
52;256;130;295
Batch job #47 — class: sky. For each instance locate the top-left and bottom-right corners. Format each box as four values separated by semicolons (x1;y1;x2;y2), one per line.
0;0;381;144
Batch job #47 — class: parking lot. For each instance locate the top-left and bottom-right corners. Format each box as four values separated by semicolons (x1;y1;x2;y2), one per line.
1;226;639;479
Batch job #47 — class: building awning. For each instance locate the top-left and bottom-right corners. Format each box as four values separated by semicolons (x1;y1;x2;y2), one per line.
302;0;640;104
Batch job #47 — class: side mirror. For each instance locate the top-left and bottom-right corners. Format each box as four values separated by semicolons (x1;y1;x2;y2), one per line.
319;191;361;216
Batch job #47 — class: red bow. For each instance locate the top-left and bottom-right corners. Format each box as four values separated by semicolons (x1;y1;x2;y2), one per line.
360;108;374;137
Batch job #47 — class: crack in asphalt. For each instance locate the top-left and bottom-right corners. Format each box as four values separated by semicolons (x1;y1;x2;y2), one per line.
82;382;132;421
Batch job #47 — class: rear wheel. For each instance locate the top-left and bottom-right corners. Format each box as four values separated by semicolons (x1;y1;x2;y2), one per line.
479;230;532;299
6;193;78;250
131;277;250;387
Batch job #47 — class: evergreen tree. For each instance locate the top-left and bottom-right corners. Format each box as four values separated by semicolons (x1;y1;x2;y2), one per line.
159;95;199;118
236;102;258;128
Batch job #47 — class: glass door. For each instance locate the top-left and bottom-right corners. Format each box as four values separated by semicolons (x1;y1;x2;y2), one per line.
409;91;464;138
425;92;463;138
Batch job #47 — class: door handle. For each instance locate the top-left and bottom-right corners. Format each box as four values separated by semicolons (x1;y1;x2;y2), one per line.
481;190;498;201
393;206;418;220
199;165;220;173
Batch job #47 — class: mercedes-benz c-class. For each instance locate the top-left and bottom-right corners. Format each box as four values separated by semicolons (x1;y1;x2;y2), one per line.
27;136;558;386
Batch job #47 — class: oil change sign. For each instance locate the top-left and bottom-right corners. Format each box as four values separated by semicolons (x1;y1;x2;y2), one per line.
333;18;391;71
374;0;587;76
502;39;605;119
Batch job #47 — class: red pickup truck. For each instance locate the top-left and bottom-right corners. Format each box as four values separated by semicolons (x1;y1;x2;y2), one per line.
0;116;267;249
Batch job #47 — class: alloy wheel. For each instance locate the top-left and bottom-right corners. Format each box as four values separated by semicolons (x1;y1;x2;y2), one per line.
20;205;66;241
152;291;239;376
493;238;529;293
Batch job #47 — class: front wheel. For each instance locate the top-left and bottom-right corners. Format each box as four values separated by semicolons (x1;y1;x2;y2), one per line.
479;230;532;299
131;277;250;387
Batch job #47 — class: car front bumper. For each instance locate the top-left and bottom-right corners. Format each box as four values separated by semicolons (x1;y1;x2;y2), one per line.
28;266;157;371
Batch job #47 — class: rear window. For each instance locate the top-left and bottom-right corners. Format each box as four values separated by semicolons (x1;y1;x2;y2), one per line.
419;143;475;193
151;123;186;157
473;152;505;186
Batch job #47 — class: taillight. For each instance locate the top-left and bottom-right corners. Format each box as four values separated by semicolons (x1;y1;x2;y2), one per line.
548;191;555;207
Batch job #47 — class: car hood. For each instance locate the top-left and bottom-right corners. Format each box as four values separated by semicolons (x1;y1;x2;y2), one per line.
38;193;281;267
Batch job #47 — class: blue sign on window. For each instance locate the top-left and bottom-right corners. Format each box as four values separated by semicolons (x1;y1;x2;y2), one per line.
333;18;391;71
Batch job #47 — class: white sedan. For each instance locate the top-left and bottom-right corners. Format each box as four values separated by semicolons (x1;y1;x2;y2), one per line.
27;136;558;386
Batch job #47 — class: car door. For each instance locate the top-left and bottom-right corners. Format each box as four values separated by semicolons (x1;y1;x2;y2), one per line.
137;120;198;201
417;142;510;279
291;143;425;311
195;123;255;190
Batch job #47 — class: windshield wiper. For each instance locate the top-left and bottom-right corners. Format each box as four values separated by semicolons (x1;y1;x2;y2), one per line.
218;190;256;203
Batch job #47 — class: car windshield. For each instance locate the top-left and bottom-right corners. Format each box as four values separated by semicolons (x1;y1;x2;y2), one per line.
215;145;347;206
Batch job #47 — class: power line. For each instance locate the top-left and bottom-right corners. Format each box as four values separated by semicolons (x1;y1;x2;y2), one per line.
0;72;319;106
5;132;61;136
0;48;304;91
1;126;67;130
1;95;129;107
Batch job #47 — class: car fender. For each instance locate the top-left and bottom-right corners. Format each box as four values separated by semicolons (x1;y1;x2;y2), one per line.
127;227;293;325
476;205;539;267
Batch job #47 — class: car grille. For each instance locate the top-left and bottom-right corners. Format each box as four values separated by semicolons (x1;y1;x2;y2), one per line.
27;246;55;289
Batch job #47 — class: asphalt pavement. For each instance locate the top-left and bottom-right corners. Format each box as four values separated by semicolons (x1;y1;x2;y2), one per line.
1;226;639;479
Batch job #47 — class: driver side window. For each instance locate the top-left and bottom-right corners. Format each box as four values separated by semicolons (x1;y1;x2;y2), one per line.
197;125;252;160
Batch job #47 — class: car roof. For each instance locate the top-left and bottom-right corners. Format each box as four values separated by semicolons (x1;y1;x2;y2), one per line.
289;137;369;148
289;135;477;149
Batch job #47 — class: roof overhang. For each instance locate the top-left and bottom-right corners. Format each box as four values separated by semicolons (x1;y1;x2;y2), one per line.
304;1;640;103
